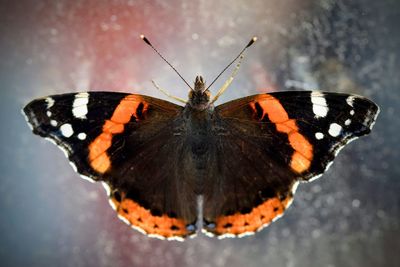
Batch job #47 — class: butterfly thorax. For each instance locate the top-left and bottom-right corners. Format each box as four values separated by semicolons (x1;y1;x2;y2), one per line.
183;107;213;178
188;75;211;111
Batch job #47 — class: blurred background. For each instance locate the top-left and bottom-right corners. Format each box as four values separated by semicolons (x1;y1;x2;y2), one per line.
0;0;399;266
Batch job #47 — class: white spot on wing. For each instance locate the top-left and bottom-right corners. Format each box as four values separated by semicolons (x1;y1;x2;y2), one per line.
350;110;355;116
285;197;294;210
291;181;300;195
363;109;377;126
21;109;34;131
130;224;147;235
45;97;55;108
77;132;87;140
237;231;256;238
313;105;329;118
369;106;380;130
108;199;117;210
148;233;167;240
46;111;52;117
346;96;355;107
117;214;130;225
72;92;89;119
79;174;95;183
271;212;284;222
101;182;111;196
50;120;58;127
202;229;215;238
308;173;322;182
328;123;342;137
69;161;78;172
60;123;74;138
315;132;324;140
345;119;351;126
311;92;328;118
72;105;88;119
217;233;236;239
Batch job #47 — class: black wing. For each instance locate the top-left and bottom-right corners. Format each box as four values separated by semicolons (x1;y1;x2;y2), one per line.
23;92;197;240
202;91;379;237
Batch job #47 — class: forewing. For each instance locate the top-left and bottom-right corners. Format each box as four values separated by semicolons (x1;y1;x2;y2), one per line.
202;91;379;237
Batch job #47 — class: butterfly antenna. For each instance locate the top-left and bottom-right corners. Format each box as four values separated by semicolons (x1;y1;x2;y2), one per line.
206;36;257;91
140;34;193;90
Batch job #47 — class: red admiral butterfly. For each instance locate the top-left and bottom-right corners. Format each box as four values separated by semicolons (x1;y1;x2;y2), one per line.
23;36;379;240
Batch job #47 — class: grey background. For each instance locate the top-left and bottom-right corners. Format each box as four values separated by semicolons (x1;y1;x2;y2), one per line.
0;0;399;266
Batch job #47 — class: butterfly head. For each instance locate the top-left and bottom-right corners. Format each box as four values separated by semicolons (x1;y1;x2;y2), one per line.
188;75;211;110
194;75;205;92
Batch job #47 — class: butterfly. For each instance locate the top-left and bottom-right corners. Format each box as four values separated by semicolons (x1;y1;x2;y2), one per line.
23;36;379;240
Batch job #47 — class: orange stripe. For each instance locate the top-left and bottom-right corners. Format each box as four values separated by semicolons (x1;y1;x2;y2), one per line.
110;95;148;123
291;152;311;174
90;153;111;174
213;195;292;235
251;94;313;173
103;120;124;134
88;95;148;173
112;195;189;238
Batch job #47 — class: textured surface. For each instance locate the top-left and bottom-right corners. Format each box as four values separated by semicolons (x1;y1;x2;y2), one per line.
0;0;399;266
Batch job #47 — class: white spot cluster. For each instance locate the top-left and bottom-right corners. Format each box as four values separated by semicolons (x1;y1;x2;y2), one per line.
72;92;89;119
44;102;57;126
58;123;86;141
328;123;342;137
347;95;356;117
311;92;328;118
346;95;359;126
312;95;359;141
60;123;74;138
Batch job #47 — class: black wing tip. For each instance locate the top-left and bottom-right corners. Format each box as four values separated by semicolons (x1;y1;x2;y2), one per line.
353;96;380;132
21;105;34;131
22;102;38;131
22;98;53;137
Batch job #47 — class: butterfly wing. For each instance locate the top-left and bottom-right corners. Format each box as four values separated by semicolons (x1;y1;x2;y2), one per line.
202;91;379;237
23;92;197;240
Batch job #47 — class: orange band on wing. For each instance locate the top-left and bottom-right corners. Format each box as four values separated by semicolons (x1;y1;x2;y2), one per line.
111;195;190;238
88;95;148;173
250;94;313;173
213;195;292;236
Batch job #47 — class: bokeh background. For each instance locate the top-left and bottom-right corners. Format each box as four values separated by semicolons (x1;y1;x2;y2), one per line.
1;0;399;266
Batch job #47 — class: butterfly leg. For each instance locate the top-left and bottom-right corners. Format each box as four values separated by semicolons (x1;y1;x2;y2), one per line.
210;54;244;105
152;80;187;104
